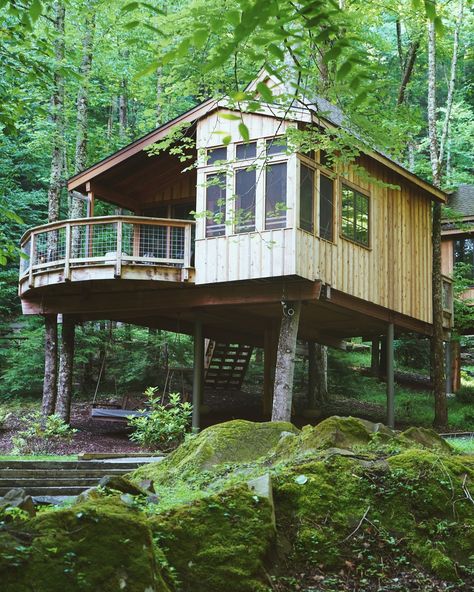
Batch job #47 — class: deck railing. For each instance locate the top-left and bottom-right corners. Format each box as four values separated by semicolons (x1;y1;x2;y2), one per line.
20;215;194;283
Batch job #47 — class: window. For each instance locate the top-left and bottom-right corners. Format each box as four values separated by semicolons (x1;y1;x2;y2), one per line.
266;136;287;155
235;168;256;233
236;142;257;160
205;173;226;237
265;162;287;230
319;173;334;241
299;164;314;233
341;185;369;246
454;238;474;281
207;146;227;165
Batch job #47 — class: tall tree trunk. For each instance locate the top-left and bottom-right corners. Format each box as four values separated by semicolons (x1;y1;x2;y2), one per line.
42;0;65;421
42;315;58;421
56;315;76;423
307;342;328;407
427;13;447;429
70;9;96;220
397;38;420;105
271;301;301;422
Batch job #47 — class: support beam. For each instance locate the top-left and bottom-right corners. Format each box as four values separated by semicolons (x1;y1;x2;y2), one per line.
56;315;76;424
263;325;278;417
192;319;204;432
386;323;395;429
41;314;58;421
271;301;302;422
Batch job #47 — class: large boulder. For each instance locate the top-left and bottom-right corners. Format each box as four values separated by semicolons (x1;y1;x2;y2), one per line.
133;419;299;484
0;498;171;592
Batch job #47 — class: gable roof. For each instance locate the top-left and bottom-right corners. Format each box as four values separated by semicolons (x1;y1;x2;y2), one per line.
68;71;447;203
449;185;474;217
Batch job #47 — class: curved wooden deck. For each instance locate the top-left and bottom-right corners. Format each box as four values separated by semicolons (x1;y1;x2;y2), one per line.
19;215;195;298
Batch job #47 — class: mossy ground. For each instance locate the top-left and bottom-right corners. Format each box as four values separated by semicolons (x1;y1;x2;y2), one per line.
1;417;473;592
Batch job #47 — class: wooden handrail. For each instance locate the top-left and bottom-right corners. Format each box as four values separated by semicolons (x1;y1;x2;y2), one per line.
19;215;195;247
19;215;195;281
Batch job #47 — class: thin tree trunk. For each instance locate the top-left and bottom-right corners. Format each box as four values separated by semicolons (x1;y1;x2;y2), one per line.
42;315;58;421
119;76;128;141
307;341;328;407
156;67;163;125
70;9;96;220
397;39;420;105
427;18;441;187
271;301;301;422
396;20;404;69
56;315;76;423
438;0;464;167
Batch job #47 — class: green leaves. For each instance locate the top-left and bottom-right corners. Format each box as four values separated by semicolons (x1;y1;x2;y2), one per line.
256;81;273;103
238;122;250;141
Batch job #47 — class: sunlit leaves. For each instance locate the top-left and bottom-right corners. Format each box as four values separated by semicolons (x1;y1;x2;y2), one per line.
238;122;249;141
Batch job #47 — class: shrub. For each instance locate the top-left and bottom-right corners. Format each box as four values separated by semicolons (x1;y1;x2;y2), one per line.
455;384;474;404
128;388;192;450
10;412;77;455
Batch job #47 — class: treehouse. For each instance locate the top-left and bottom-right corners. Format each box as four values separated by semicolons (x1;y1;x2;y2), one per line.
19;71;452;427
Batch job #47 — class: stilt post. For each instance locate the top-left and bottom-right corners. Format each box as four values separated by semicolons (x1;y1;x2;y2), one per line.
263;325;277;417
56;314;76;424
41;314;58;422
271;301;302;422
386;323;395;429
370;337;380;376
192;319;204;432
445;337;452;395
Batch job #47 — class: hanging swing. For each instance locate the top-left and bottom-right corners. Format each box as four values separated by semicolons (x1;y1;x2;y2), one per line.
90;325;149;423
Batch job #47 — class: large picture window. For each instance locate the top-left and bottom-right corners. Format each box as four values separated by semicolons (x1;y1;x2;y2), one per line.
235;168;256;233
265;162;287;230
299;164;314;233
454;238;474;281
341;184;369;246
205;173;226;237
319;173;334;241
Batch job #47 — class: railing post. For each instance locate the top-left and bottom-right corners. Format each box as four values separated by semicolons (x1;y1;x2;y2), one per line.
64;223;71;281
28;232;35;288
115;220;123;278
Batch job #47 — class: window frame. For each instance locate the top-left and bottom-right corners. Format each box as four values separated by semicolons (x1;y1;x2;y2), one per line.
264;160;288;231
204;171;227;238
339;179;371;249
233;165;257;234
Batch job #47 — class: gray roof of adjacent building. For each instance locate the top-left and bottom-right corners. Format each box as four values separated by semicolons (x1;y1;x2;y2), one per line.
449;185;474;217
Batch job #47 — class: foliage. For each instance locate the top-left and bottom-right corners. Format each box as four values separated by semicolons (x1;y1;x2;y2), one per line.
128;389;192;450
10;411;77;455
452;262;474;336
0;408;12;430
394;336;430;370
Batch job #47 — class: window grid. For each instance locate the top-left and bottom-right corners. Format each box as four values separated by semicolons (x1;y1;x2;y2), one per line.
341;185;369;246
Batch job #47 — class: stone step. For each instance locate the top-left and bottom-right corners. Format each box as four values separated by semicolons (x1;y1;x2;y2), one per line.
0;460;146;471
0;478;101;488
0;469;130;479
0;486;91;496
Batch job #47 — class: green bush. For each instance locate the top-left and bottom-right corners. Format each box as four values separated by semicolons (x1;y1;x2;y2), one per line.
455;384;474;404
11;412;77;455
128;388;192;451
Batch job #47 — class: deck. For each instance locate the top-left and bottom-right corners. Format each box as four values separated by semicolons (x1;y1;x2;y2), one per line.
19;215;195;297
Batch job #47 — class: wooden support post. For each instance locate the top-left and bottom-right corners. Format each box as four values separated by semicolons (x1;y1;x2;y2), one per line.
386;323;395;429
263;325;277;417
115;220;123;278
64;223;71;281
379;336;387;377
452;341;461;392
445;338;452;395
56;315;76;424
192;319;204;432
28;232;35;288
271;301;302;422
370;337;380;376
41;314;58;421
307;341;328;409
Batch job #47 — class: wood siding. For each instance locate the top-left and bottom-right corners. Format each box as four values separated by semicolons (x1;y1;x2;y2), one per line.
195;110;433;324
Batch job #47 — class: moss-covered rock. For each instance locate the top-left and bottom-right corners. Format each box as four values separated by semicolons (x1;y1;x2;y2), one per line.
133;419;299;485
0;497;172;592
400;426;454;453
150;485;275;592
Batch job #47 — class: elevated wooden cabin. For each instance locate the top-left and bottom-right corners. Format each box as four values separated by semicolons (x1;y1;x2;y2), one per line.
19;72;451;425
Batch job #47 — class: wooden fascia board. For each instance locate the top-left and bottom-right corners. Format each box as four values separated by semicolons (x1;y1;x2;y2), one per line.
310;113;447;204
67;98;218;192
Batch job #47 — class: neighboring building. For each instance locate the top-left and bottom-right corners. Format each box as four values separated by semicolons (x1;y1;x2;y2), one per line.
18;71;451;425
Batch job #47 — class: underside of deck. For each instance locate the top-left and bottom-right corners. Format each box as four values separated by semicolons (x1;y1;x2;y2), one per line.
21;274;436;345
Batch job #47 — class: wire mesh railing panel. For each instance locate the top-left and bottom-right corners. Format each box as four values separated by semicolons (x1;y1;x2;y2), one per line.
170;226;185;261
33;227;66;266
90;223;118;258
20;238;30;274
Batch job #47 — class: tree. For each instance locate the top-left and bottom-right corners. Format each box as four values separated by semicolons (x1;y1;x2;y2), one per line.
427;0;464;429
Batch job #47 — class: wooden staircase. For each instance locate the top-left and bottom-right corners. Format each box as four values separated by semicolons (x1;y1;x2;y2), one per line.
204;341;253;390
